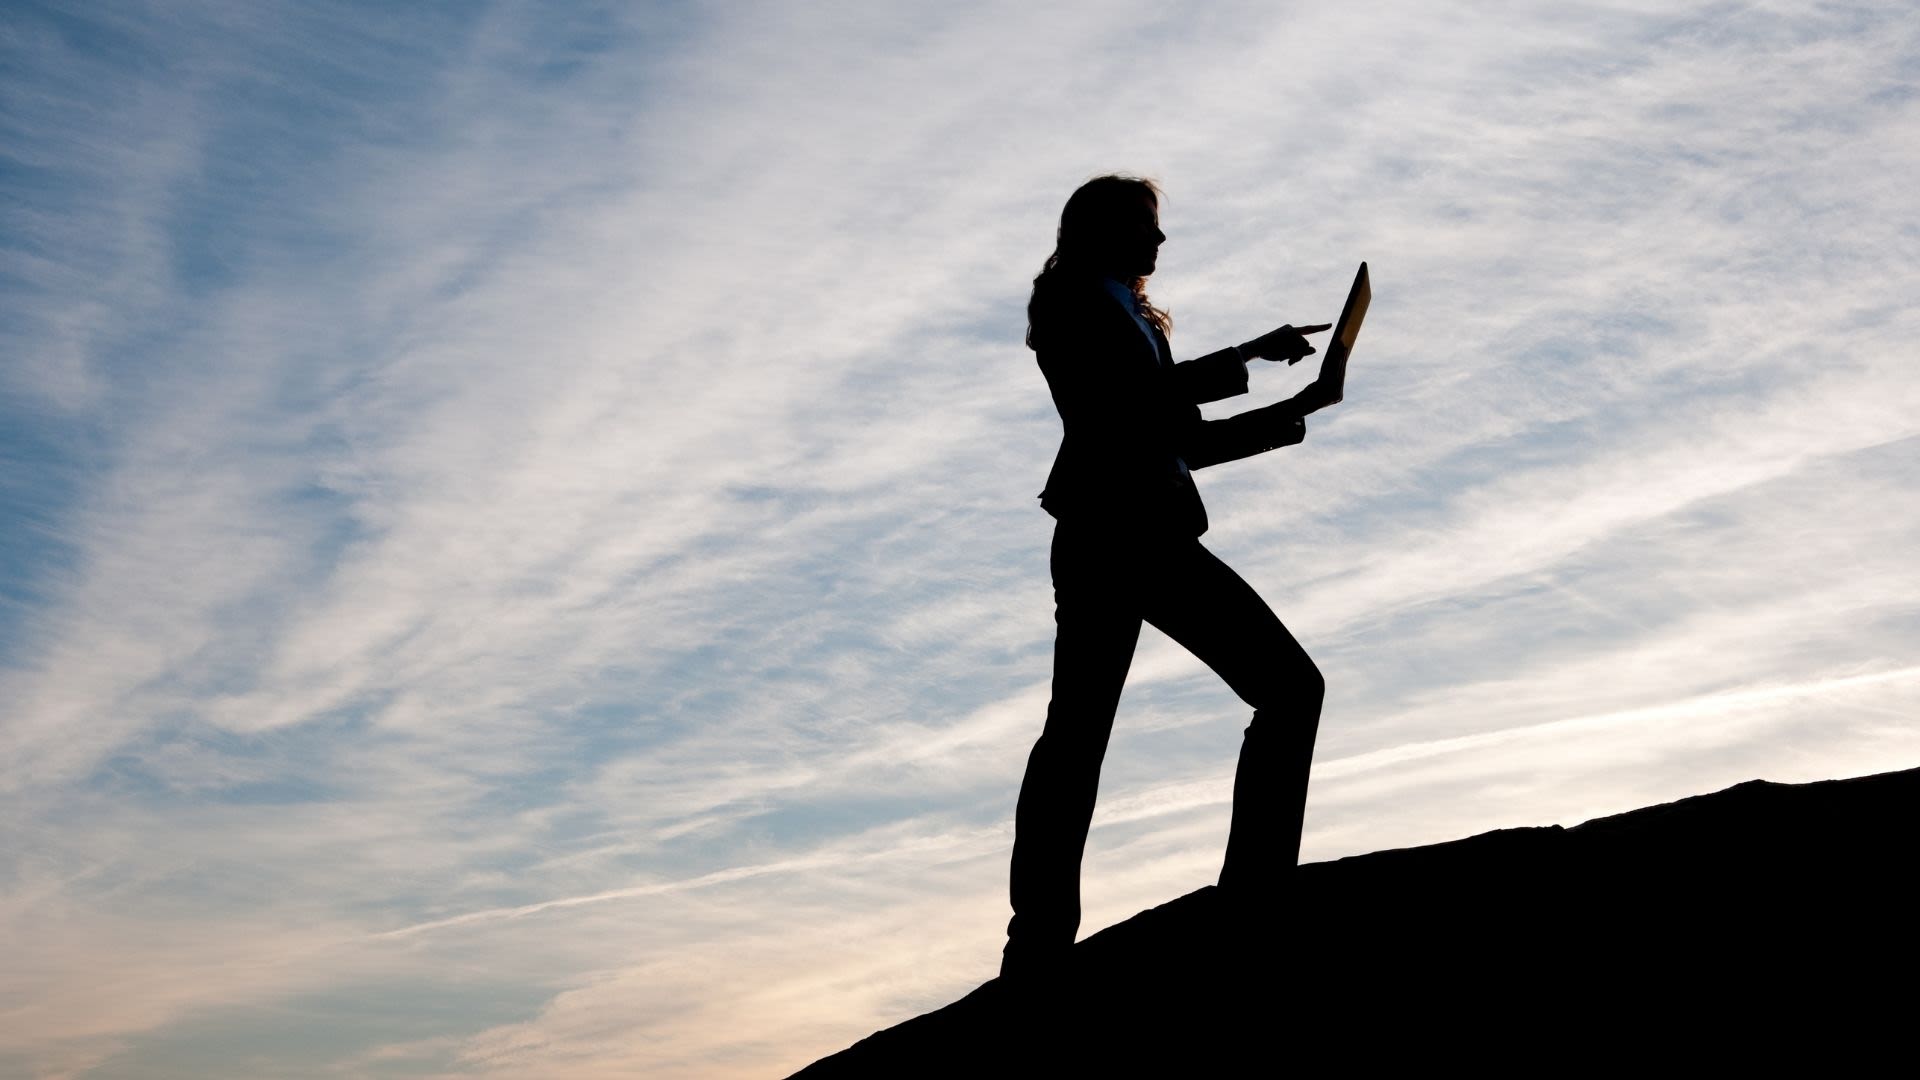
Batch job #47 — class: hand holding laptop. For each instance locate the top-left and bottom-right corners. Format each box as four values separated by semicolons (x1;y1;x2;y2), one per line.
1287;378;1343;417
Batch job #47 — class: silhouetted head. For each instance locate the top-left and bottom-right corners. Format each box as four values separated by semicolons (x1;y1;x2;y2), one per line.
1054;174;1166;280
1029;174;1171;347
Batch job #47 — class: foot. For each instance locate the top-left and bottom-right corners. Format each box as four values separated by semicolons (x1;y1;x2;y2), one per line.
998;940;1073;984
1215;864;1298;912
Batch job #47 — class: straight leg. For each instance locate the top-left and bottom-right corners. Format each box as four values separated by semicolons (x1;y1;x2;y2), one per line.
1004;522;1144;972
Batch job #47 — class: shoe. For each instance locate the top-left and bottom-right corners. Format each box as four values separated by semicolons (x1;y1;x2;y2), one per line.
998;940;1072;984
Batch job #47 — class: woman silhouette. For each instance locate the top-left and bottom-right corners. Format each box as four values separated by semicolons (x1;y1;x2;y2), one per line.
1004;175;1336;978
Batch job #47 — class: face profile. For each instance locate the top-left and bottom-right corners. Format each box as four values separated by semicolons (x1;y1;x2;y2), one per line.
1107;192;1165;279
1050;176;1167;285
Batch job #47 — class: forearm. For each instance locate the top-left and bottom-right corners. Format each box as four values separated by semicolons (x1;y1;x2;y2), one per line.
1182;402;1306;470
1174;346;1250;404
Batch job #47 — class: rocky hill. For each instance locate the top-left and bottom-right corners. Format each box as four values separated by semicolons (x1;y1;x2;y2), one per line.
793;766;1916;1075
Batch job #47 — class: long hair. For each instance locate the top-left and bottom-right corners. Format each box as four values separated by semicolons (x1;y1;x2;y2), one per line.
1027;174;1171;349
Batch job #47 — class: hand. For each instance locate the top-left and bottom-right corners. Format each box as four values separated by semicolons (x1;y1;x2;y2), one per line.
1288;379;1341;416
1240;322;1331;365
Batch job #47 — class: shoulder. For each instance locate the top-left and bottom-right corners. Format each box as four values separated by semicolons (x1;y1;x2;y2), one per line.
1029;273;1117;350
1031;271;1104;313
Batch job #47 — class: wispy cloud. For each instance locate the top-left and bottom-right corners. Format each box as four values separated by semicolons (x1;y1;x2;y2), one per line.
2;0;1916;1075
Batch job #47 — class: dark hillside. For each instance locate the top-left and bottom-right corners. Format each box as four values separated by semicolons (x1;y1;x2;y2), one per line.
793;766;1918;1076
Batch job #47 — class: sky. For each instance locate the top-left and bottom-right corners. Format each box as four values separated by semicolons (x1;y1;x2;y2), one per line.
2;0;1917;1075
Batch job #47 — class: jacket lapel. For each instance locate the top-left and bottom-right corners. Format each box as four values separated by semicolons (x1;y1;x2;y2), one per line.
1147;322;1171;369
1096;282;1167;371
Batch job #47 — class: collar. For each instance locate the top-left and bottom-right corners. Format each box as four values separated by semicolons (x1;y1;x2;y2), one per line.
1098;275;1137;311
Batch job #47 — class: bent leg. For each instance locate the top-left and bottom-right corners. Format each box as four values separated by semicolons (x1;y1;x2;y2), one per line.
1140;540;1324;891
1005;527;1144;969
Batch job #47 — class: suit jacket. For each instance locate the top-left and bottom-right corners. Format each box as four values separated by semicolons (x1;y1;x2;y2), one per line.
1032;274;1306;537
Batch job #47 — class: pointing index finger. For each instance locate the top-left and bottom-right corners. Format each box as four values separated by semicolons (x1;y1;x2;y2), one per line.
1298;323;1333;334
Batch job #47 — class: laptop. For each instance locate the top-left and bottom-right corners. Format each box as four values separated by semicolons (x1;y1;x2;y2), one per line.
1316;262;1371;405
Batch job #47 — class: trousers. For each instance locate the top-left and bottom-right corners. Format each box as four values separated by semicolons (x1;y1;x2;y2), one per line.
1005;517;1324;963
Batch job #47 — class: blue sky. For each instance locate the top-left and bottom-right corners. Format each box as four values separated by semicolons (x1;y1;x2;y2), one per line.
4;1;1918;1075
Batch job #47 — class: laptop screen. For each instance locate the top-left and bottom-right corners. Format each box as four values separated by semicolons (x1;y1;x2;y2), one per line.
1320;262;1370;405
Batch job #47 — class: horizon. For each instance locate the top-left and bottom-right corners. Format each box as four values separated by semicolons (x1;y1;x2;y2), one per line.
4;2;1919;1077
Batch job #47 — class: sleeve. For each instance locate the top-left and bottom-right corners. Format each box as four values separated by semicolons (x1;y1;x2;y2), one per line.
1170;346;1250;405
1180;400;1307;470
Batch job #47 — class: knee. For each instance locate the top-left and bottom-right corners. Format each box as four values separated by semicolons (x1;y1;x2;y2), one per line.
1250;659;1323;722
1300;662;1325;714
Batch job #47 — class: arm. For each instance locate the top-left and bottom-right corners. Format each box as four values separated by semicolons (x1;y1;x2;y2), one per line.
1181;396;1309;470
1171;344;1251;404
1179;322;1339;467
1170;319;1335;407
